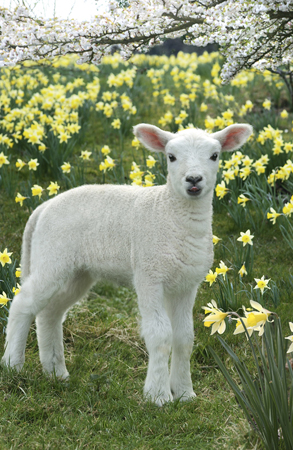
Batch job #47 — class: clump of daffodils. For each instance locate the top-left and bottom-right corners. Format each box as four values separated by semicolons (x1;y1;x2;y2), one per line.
202;299;275;339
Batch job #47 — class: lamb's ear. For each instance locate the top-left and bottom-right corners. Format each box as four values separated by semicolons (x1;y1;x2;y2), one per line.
212;124;253;152
133;124;175;152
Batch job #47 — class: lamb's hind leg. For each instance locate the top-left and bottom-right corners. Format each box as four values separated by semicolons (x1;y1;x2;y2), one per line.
2;277;59;371
36;272;94;379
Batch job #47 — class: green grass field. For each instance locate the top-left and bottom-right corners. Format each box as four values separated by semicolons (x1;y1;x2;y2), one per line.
0;51;292;449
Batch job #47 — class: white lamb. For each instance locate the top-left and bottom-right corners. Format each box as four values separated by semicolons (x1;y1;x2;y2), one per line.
2;122;252;405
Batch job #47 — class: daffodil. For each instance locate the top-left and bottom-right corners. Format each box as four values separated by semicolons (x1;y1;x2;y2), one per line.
31;184;43;199
15;193;27;207
254;276;270;294
61;162;71;173
239;166;251;180
205;270;217;286
0;152;10;168
47;181;60;196
215;181;229;199
280;110;288;118
267;207;281;224
146;156;156;169
131;137;140;148
202;300;229;335
0;291;11;307
144;172;156;187
58;132;70;143
12;284;21;296
0;248;12;267
285;322;293;353
284;142;293;153
234;300;272;337
237;230;254;246
111;118;121;129
212;235;221;245
28;158;39;171
200;103;208;112
15;159;26;170
238;264;247;277
80;150;92;160
99;155;115;172
15;267;21;278
215;260;230;279
237;194;250;207
101;145;111;155
283;200;293;216
262;99;271;110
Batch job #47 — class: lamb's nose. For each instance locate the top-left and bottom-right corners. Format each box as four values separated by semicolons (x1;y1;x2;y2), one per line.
186;176;203;185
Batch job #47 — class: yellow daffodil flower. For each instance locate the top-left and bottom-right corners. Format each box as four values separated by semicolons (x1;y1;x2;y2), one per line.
15;267;21;278
47;181;60;196
280;110;288;118
80;150;92;160
0;291;11;307
237;194;250;207
146;156;156;169
267;207;281;224
215;261;230;279
254;276;270;294
0;152;10;168
12;284;21;296
205;270;218;286
31;184;43;199
234;300;272;337
284;142;293;153
212;235;221;245
283;201;293;216
15;159;26;170
15;193;27;207
28;158;39;171
238;264;247;277
0;248;12;267
262;99;271;110
202;300;228;335
99;155;115;172
239;166;252;180
111;118;121;129
237;230;254;246
61;162;71;173
200;103;208;112
215;181;229;199
101;145;111;155
144;172;156;187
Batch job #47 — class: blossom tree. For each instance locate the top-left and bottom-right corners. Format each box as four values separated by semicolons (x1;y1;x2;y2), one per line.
1;0;293;98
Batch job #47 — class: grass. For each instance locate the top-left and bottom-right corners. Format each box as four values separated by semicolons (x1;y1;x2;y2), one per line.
0;287;257;450
0;51;292;449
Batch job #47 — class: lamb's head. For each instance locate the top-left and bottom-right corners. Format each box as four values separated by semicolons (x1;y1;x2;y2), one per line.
133;123;253;200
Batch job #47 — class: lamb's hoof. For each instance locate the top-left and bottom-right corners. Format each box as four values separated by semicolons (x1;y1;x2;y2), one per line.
144;388;173;406
172;390;197;402
43;367;69;380
1;355;24;372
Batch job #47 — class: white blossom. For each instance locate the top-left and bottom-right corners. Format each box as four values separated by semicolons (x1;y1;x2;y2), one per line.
0;0;293;83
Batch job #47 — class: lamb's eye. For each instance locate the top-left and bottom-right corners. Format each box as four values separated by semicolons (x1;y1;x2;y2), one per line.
168;154;177;162
210;153;218;161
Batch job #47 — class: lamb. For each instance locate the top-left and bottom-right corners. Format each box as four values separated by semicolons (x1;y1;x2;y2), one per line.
2;122;252;405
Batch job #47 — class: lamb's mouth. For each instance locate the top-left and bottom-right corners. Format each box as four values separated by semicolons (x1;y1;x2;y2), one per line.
187;186;202;196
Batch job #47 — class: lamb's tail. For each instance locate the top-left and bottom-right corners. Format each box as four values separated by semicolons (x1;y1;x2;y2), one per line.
20;202;48;281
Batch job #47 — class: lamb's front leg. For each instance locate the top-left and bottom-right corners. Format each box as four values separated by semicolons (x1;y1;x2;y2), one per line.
169;291;197;401
136;282;173;406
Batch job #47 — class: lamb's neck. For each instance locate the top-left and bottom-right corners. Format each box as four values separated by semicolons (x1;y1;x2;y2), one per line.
162;184;213;231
